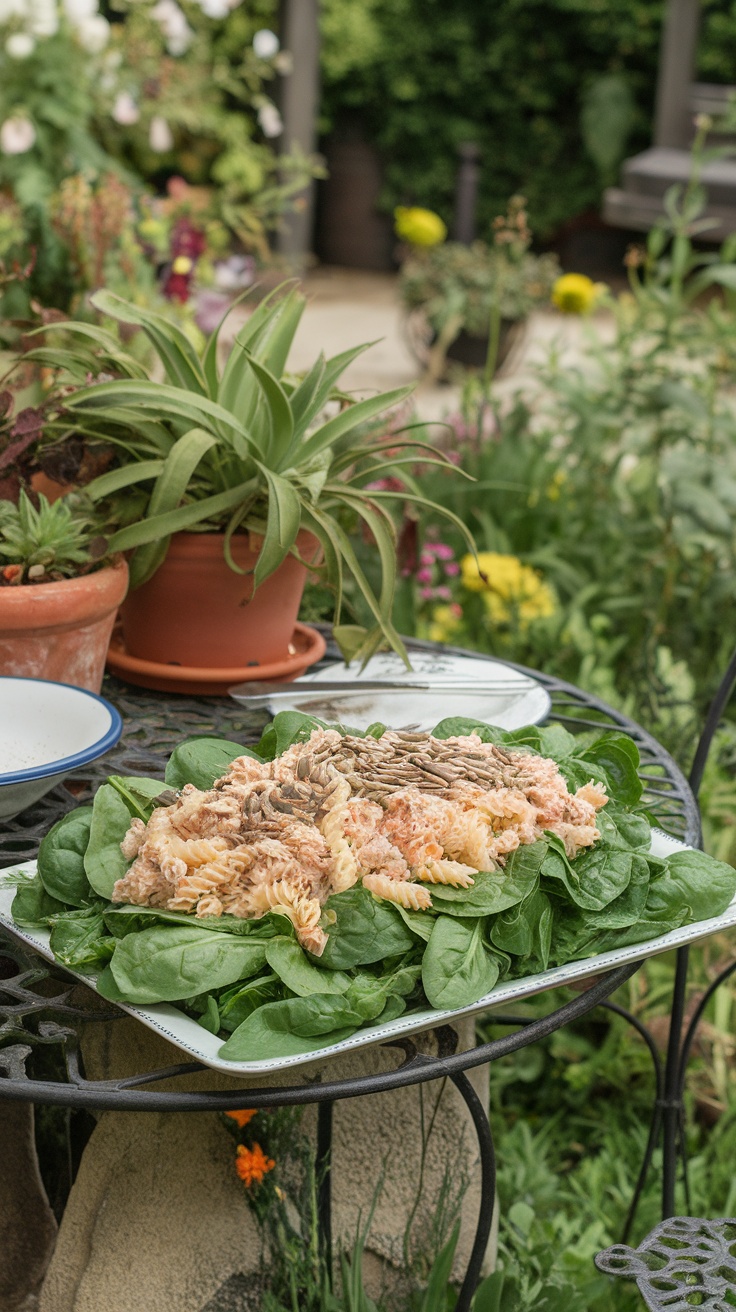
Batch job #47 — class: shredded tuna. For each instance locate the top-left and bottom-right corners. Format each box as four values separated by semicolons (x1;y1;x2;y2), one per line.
111;729;608;954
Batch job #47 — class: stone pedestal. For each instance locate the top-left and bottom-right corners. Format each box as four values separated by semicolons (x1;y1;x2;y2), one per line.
40;1013;495;1312
0;1102;57;1312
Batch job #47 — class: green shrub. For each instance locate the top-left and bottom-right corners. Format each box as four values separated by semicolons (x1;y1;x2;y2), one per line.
319;0;736;240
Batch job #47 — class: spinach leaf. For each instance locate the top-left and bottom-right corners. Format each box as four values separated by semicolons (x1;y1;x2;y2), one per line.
217;973;283;1033
646;850;736;924
431;717;508;744
164;737;254;791
49;906;114;969
596;805;651;852
108;776;169;821
346;964;421;1020
103;903;282;939
587;853;651;929
430;842;545;917
84;784;134;899
220;1000;357;1061
253;712;330;762
37;806;93;907
11;873;66;927
491;888;552;970
396;906;437;942
422;916;499;1009
541;836;632;911
317;886;415;969
502;723;578;759
265;938;350;996
108;926;269;1003
576;734;642;806
198;997;221;1034
95;964;128;1002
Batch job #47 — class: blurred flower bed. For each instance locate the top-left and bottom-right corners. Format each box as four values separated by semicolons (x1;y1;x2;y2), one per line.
0;0;317;334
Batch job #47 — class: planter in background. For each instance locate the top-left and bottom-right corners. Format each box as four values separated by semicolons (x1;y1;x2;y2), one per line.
403;311;526;379
120;530;321;669
0;556;129;693
446;319;526;371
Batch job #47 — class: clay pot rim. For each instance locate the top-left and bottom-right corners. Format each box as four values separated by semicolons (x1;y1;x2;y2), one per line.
0;554;129;629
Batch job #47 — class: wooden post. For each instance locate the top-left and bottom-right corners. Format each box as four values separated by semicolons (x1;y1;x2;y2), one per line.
654;0;702;148
276;0;320;267
453;142;481;244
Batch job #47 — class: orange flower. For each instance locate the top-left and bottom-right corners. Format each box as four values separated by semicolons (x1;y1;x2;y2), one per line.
235;1143;275;1187
226;1109;257;1128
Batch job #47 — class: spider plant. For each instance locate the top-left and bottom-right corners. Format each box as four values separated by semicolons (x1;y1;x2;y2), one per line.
30;287;473;664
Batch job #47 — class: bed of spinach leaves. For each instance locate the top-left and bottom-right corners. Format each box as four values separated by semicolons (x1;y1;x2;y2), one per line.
11;713;736;1062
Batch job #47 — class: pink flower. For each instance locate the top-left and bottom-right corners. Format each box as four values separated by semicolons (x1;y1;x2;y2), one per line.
420;586;435;601
449;603;463;618
433;544;454;560
435;585;452;600
416;567;433;584
444;562;460;576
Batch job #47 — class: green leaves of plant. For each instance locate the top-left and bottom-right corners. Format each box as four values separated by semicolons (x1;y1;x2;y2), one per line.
422;916;499;1009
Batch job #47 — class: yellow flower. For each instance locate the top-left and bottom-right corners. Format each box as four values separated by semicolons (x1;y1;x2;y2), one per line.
545;470;566;501
551;273;606;315
427;603;463;644
394;206;447;247
172;255;194;275
460;552;555;627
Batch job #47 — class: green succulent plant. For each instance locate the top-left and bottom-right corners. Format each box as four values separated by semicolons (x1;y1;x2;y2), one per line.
0;490;107;583
34;286;472;662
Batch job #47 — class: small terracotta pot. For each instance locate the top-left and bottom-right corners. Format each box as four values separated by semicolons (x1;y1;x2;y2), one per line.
0;556;129;693
120;531;320;668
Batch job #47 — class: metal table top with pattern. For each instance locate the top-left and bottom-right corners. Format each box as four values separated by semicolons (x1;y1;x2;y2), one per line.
0;633;701;1311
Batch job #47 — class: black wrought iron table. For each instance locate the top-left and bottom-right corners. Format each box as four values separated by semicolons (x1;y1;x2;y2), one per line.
0;634;703;1310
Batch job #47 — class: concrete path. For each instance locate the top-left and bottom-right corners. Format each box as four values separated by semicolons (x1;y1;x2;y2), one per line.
283;266;613;420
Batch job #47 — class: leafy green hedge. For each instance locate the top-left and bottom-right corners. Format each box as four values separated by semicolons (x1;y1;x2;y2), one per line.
318;0;736;240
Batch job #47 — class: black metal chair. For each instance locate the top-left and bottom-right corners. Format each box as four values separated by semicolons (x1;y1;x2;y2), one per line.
597;647;736;1303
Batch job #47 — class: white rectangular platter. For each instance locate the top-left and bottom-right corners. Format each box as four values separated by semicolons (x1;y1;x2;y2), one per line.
2;829;736;1079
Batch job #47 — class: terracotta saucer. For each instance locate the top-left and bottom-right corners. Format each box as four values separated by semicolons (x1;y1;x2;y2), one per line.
106;622;327;696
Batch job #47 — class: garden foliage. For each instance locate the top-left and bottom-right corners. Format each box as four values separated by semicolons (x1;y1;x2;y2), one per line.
318;0;736;239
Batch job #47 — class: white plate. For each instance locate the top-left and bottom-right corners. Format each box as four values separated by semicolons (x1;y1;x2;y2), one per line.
2;831;735;1080
268;651;551;733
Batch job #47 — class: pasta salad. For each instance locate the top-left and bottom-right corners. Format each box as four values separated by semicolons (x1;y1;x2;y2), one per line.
11;713;736;1061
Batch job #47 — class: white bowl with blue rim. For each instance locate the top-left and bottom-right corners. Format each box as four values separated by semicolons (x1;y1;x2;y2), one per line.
0;678;122;821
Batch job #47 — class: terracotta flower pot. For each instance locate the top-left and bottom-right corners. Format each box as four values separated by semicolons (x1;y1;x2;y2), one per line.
120;531;320;668
0;556;129;693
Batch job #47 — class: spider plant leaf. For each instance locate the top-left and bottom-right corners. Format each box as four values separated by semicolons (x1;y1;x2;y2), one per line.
21;347;109;378
333;489;398;618
244;355;294;462
217;285;300;413
252;467;302;587
23;322;149;377
296;341;380;433
300;502;344;620
90;291;207;394
368;486;479;557
200;290;254;397
108;478;258;552
86;460;166;500
292;386;414;468
128;428;220;587
320;508;409;664
253;287;305;377
288;353;327;433
64;380;254;447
